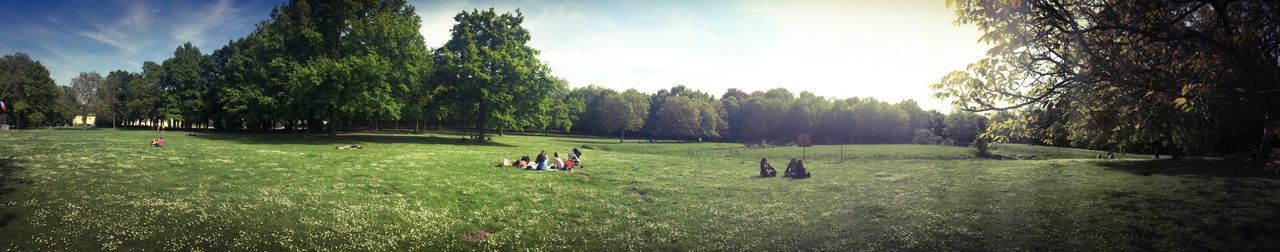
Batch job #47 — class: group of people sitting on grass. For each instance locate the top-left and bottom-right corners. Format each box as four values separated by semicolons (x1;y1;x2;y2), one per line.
759;157;811;179
151;137;164;147
500;148;583;171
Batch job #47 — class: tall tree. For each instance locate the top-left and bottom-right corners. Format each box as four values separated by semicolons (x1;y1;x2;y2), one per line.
158;43;212;128
654;95;703;140
70;72;104;123
545;77;583;132
0;53;61;128
434;8;555;140
935;0;1280;155
97;70;131;127
944;110;988;146
289;54;394;135
599;89;650;142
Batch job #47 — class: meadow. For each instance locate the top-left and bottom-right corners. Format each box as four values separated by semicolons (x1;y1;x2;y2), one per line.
2;129;1279;250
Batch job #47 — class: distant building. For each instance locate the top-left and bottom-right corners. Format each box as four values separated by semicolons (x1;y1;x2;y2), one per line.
73;115;97;126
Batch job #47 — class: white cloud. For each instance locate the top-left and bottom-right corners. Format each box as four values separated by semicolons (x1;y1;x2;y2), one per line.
171;0;239;46
74;1;155;53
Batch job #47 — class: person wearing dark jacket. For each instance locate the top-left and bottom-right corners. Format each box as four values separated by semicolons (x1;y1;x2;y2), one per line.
787;159;812;179
759;157;777;177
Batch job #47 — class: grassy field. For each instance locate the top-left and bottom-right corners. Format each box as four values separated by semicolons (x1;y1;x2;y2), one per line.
2;129;1279;250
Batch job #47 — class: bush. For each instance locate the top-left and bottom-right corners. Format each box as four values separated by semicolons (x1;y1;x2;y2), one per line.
911;129;946;145
974;136;992;157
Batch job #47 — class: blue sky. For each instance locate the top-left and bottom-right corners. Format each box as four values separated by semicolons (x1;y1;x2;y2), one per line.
0;0;989;112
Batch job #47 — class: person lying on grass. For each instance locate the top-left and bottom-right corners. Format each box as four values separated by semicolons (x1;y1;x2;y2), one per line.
518;156;532;169
151;137;164;148
336;144;362;150
759;157;777;178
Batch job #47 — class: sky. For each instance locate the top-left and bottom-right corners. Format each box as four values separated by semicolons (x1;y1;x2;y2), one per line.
0;0;990;112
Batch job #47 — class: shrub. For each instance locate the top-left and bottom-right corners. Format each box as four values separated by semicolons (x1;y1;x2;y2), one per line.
912;129;945;145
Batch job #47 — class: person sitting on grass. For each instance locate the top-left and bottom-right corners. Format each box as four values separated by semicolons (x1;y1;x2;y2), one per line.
786;159;812;179
759;157;777;178
553;152;566;170
151;137;165;148
535;150;550;171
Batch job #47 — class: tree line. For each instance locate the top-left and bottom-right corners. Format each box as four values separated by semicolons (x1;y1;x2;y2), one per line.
0;0;994;146
564;84;990;146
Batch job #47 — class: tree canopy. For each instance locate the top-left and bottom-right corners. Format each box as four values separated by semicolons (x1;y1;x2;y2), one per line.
934;0;1280;155
0;53;63;128
433;8;555;140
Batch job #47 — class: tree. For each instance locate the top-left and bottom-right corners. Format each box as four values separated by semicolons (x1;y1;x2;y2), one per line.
70;72;104;127
599;89;650;142
784;91;830;140
200;0;428;134
849;97;908;144
944;110;987;146
433;8;555;140
924;110;946;138
935;0;1280;155
124;62;162;127
654;96;703;140
822;98;855;144
290;54;395;136
215;34;288;132
54;85;77;126
573;85;615;133
96;70;130;127
700;99;727;140
0;53;62;128
158;43;213;128
898;100;928;142
912;128;947;145
737;89;792;144
545;77;584;132
720;89;748;140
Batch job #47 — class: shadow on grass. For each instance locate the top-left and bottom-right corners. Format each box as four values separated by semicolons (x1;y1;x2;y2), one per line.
551;139;713;146
1100;160;1280;250
189;132;513;147
0;158;29;229
1096;159;1277;178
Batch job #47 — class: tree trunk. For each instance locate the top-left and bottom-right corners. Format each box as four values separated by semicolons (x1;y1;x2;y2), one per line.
1258;121;1275;161
1152;141;1160;159
477;108;489;142
328;111;338;137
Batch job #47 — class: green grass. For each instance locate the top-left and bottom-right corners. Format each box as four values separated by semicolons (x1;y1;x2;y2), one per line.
988;144;1152;160
2;129;1279;250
